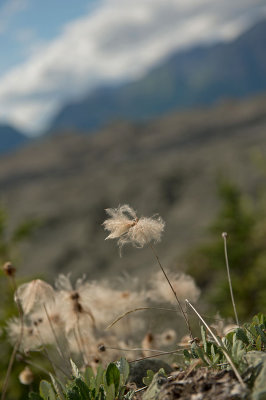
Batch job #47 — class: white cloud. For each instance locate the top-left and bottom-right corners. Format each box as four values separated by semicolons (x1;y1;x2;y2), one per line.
0;0;265;134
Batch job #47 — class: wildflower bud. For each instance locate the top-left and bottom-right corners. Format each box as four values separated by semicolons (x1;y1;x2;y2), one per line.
3;261;16;277
222;232;228;238
98;344;106;352
19;366;34;385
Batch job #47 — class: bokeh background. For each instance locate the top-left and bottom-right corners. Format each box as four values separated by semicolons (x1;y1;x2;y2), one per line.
0;0;266;396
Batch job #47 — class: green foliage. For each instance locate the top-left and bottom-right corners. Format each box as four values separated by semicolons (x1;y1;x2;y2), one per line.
40;381;57;400
184;313;266;374
0;207;41;400
142;370;168;400
31;358;131;400
142;368;166;386
186;180;266;319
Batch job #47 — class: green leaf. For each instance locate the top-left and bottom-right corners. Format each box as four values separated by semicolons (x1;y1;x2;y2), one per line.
66;386;80;400
70;359;80;378
212;353;220;366
194;345;210;366
115;357;130;386
183;349;191;360
74;378;92;399
253;315;260;325
255;325;266;345
235;328;249;346
211;344;216;359
84;366;95;390
105;363;120;396
98;386;106;400
191;342;199;359
105;383;115;400
49;374;65;400
142;370;155;386
39;380;56;400
201;325;207;352
95;365;105;392
256;335;262;351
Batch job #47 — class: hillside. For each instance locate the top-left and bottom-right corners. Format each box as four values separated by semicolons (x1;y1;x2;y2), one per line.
0;95;265;281
0;125;28;154
50;19;266;133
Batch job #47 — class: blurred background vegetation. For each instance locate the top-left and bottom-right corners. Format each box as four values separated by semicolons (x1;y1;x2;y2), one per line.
186;175;266;320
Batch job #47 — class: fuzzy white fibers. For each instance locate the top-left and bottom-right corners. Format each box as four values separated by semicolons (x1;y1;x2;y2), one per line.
15;279;55;315
103;205;165;251
149;270;200;305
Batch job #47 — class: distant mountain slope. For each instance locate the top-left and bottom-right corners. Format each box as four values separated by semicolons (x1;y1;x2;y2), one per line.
1;94;265;280
0;125;28;154
50;19;266;133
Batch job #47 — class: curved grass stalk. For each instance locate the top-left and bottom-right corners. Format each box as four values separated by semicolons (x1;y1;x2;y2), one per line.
185;299;245;389
149;243;193;338
106;306;176;329
129;348;185;363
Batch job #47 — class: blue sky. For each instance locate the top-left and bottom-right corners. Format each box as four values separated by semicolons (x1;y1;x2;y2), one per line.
0;0;265;135
0;0;99;75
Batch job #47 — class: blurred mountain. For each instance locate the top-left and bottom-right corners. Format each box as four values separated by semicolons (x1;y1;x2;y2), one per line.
0;125;28;154
50;19;266;133
0;94;265;281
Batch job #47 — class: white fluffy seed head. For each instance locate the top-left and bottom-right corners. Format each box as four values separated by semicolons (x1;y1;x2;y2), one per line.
103;205;165;252
15;279;55;315
149;270;200;305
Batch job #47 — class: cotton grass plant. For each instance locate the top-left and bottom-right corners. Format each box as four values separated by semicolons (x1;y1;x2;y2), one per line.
1;203;264;400
103;205;193;338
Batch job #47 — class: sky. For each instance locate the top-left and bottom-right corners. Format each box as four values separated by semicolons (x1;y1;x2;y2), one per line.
0;0;265;136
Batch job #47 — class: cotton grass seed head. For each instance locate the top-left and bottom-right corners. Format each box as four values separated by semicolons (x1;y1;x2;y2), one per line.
149;270;200;305
103;204;165;252
15;279;55;315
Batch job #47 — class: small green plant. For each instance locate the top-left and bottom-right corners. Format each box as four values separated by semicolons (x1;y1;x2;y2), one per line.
29;358;132;400
183;313;266;374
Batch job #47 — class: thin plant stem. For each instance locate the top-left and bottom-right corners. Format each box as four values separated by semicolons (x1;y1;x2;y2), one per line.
23;357;52;376
43;303;71;370
149;243;193;339
107;306;228;330
129;348;184;363
107;307;177;329
36;327;70;378
1;276;24;400
222;233;239;326
103;346;172;353
1;340;21;400
73;328;86;365
185;299;245;388
76;316;89;365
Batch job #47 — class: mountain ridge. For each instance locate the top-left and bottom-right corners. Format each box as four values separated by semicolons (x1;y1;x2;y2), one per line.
0;125;28;154
50;18;266;133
